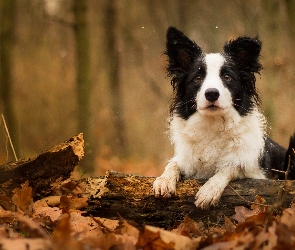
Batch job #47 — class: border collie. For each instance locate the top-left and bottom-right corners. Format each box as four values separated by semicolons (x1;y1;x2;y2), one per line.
153;27;295;209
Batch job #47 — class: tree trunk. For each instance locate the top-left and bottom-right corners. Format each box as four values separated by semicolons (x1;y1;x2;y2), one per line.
73;0;93;173
104;0;126;157
0;0;20;159
0;134;84;198
83;171;295;228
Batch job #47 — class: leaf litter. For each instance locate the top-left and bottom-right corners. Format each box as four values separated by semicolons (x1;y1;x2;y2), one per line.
0;181;295;249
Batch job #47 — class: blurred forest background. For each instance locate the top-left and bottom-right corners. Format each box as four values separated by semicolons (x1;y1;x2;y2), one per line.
1;0;295;176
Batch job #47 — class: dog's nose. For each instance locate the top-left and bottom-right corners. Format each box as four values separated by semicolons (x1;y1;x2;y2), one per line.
205;88;220;102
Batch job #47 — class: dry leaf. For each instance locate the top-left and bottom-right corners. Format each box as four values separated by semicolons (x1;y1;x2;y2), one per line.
58;180;84;196
12;181;34;214
275;205;295;247
16;214;48;238
70;213;137;249
137;225;201;250
42;196;61;207
0;209;16;223
232;206;259;223
252;222;278;250
59;196;88;210
93;217;119;231
245;211;269;227
224;216;236;233
116;219;139;245
172;216;203;238
0;238;52;250
33;199;62;222
0;194;16;212
250;195;267;212
51;215;84;250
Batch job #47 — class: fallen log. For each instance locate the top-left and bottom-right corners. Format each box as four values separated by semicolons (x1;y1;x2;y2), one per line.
0;134;84;198
1;135;295;229
83;170;295;228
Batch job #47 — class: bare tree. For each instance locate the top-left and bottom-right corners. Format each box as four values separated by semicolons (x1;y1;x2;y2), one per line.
0;0;20;159
73;0;93;172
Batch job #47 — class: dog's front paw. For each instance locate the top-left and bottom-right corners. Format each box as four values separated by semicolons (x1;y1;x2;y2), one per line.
153;176;177;198
194;181;224;209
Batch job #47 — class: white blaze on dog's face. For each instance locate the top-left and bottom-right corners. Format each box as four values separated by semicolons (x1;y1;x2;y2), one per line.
196;53;233;116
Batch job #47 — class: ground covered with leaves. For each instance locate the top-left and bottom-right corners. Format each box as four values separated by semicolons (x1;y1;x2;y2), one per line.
0;179;295;250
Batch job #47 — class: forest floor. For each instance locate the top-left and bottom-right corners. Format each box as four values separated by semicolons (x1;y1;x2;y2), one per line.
0;175;295;250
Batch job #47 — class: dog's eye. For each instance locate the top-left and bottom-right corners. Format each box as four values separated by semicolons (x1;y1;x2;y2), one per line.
194;75;202;83
223;74;231;82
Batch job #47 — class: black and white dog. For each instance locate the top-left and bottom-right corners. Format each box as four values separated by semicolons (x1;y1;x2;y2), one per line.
153;27;295;209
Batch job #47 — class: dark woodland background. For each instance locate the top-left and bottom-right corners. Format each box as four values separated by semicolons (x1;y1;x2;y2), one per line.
1;0;295;176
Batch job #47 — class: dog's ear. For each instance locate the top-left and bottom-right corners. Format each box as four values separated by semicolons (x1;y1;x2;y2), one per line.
165;27;202;75
223;36;262;73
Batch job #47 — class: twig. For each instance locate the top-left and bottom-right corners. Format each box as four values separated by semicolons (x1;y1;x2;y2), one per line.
285;154;291;180
271;148;295;180
228;185;270;207
1;114;18;161
3;128;9;162
90;215;113;233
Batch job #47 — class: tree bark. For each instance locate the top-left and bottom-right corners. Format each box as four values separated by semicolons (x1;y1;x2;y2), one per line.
84;171;295;228
0;134;84;198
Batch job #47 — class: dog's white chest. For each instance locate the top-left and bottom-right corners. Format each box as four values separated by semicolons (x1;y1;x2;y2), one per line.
169;110;266;179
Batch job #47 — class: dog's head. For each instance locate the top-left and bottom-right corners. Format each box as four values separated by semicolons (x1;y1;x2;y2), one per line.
165;27;262;119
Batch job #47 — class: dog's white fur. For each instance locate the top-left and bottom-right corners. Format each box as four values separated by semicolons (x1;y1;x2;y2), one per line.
153;53;267;209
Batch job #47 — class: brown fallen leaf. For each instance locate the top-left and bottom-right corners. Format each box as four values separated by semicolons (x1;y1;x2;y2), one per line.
137;225;202;250
33;199;62;222
0;194;16;212
224;216;236;233
275;204;295;247
0;238;52;250
59;196;88;210
203;231;255;250
12;181;34;215
115;219;139;245
232;206;260;224
92;216;119;231
51;214;84;250
172;216;203;238
52;180;85;196
232;195;268;224
251;222;278;250
245;211;269;227
42;196;61;207
71;213;137;249
0;207;16;223
16;214;48;238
